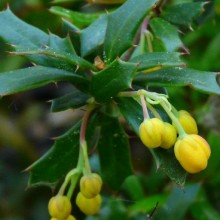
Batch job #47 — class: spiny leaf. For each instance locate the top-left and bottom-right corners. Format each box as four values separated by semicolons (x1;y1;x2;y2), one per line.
80;14;108;57
161;2;205;27
130;52;184;71
51;88;90;112
0;66;89;96
149;18;183;52
104;0;158;62
134;67;220;95
91;59;137;103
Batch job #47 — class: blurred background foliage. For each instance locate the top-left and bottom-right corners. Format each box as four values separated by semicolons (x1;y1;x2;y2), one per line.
0;0;220;219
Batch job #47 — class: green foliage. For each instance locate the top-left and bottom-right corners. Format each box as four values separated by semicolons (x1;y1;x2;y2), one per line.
0;0;219;219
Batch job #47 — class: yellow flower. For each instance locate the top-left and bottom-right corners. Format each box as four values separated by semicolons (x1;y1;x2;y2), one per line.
66;215;77;220
174;134;211;173
160;122;177;149
177;110;198;134
76;192;102;215
139;118;164;148
50;215;76;220
80;173;102;199
48;196;72;219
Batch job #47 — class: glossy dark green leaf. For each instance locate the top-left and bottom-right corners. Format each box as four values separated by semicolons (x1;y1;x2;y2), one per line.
154;184;201;220
130;52;184;71
117;97;187;185
162;2;204;27
0;8;48;48
149;18;183;52
134;67;220;95
49;6;99;28
28;121;81;186
91;59;137;103
0;66;88;96
97;114;133;190
62;19;81;54
104;0;158;62
0;8;77;70
11;46;96;71
51;88;90;112
80;14;108;57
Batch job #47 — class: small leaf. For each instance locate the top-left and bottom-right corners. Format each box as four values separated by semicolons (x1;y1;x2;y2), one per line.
28;122;81;186
97;114;133;190
51;88;90;112
0;8;48;48
149;18;183;52
0;66;89;96
49;6;100;28
134;67;220;95
11;46;96;71
104;0;158;62
62;19;81;54
130;52;184;71
91;59;137;103
117;97;187;185
161;2;205;27
28;114;97;186
154;184;201;220
80;14;108;57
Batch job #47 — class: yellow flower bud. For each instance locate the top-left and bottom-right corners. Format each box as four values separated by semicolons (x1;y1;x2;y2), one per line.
177;110;198;134
66;215;77;220
76;192;102;215
48;196;72;219
80;173;102;199
139;118;164;148
160;122;177;149
174;134;211;173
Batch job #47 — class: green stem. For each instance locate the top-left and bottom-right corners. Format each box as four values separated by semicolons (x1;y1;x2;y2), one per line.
67;172;81;199
140;94;149;120
144;30;153;53
146;102;162;120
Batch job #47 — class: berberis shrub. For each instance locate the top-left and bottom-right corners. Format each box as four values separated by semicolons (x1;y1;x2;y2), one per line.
0;0;218;218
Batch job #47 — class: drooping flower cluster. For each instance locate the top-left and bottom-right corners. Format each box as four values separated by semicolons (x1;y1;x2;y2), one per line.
137;90;211;174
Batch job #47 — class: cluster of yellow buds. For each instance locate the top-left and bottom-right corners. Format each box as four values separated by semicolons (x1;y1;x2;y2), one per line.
48;195;76;220
139;109;211;174
76;173;102;215
48;173;103;219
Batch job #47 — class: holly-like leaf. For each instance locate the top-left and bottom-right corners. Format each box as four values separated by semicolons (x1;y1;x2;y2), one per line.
104;0;158;62
161;2;205;27
28;121;81;186
0;8;48;48
51;88;90;112
97;114;133;190
0;66;89;96
11;46;96;71
117;97;187;185
149;18;183;52
49;6;100;28
80;14;108;57
28;114;98;186
62;19;81;54
91;59;137;103
134;67;220;95
0;8;81;71
130;52;184;71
